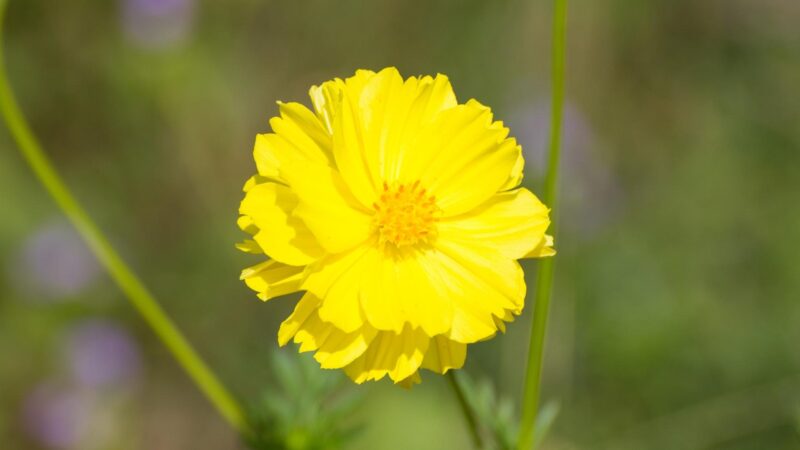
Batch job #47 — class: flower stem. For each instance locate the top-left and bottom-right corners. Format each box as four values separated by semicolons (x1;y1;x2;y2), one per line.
447;371;483;449
517;0;568;449
0;0;249;435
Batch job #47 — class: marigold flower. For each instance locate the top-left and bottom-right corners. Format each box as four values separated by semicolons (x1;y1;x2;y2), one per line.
238;68;554;386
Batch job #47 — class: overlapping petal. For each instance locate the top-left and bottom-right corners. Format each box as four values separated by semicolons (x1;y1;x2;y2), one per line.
240;260;305;302
438;188;551;260
398;100;521;216
239;181;325;266
281;160;373;254
343;326;429;383
278;293;378;369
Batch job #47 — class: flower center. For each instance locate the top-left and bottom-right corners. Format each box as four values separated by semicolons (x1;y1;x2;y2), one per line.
372;181;438;248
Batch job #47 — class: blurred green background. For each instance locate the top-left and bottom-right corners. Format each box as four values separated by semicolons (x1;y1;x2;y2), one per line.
1;0;799;449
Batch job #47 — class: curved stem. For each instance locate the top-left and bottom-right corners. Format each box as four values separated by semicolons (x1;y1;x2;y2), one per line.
448;371;483;449
0;0;249;435
517;0;568;449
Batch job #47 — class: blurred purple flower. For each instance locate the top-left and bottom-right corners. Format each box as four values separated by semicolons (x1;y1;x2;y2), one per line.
22;382;91;449
121;0;196;49
508;100;624;237
12;221;101;301
65;319;141;388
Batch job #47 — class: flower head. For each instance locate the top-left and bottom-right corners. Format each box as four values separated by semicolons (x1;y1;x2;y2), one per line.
64;319;141;388
11;221;101;301
238;68;554;385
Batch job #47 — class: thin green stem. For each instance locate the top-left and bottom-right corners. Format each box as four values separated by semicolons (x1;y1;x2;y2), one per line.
517;0;568;449
0;0;249;435
447;371;484;449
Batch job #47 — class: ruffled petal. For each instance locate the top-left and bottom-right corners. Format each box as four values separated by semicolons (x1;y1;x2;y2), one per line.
396;371;422;388
343;326;429;383
272;101;333;159
313;68;458;207
420;335;467;374
278;294;378;369
281;161;373;254
240;260;305;301
501;147;525;191
253;102;333;181
239;182;325;266
330;73;387;208
429;240;526;343
235;239;262;254
310;70;377;139
303;246;372;333
278;293;320;345
438;188;551;260
357;69;457;184
524;234;556;258
399;100;520;216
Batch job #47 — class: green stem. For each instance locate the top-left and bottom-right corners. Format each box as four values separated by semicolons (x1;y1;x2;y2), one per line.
447;371;484;449
0;0;249;435
517;0;568;449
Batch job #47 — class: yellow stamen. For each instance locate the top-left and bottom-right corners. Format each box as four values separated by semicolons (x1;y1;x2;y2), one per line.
372;181;438;247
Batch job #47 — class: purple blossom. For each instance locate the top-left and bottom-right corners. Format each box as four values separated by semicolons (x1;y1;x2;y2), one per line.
121;0;196;49
64;319;141;388
12;221;101;301
22;382;92;449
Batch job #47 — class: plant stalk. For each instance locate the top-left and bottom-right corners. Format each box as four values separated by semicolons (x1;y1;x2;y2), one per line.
448;371;484;449
517;0;568;449
0;0;249;435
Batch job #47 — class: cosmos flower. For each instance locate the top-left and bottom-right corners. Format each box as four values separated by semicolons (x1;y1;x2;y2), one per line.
11;221;100;301
238;68;554;385
22;382;90;449
64;319;141;389
121;0;195;50
21;380;129;450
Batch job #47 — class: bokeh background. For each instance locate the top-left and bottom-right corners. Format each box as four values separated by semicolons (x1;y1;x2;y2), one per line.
1;0;799;449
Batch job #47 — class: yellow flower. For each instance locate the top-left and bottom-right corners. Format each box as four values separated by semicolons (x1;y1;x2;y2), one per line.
238;68;554;386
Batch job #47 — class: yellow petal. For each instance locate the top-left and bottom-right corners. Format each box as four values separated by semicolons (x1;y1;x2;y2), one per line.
397;371;422;388
331;81;381;208
253;134;283;180
283;297;378;369
524;234;556;258
431;240;526;343
400;100;520;216
310;70;378;134
303;246;372;333
315;68;458;206
237;214;258;235
278;293;320;345
235;239;262;254
239;182;325;266
273;101;333;159
240;260;305;301
281;160;372;254
253;102;333;181
420;335;467;374
438;188;551;260
398;247;455;336
493;309;516;333
358;70;457;184
343;326;429;383
357;246;408;333
501;146;525;190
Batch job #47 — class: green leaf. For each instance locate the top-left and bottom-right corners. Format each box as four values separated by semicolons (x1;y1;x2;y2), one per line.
531;401;561;450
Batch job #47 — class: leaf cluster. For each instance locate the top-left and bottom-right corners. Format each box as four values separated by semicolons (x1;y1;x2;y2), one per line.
245;350;362;450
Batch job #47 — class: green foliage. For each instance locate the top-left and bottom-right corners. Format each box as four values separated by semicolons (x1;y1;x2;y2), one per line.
245;350;362;450
458;372;559;450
